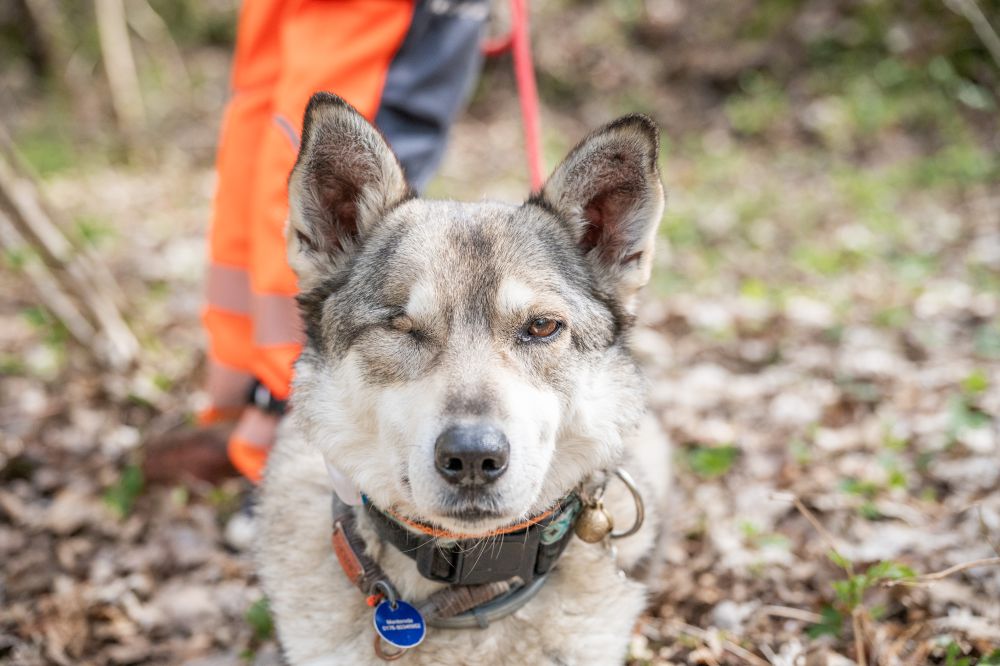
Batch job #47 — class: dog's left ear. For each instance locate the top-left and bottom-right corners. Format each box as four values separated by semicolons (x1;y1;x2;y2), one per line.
287;92;411;290
535;115;664;308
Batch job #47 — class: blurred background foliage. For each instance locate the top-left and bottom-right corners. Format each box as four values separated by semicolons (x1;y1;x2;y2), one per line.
1;0;997;176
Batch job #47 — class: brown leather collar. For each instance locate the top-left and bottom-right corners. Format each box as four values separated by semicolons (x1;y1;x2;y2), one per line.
360;494;581;586
330;498;531;623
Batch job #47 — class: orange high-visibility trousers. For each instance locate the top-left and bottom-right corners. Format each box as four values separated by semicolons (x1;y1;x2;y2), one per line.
202;0;488;482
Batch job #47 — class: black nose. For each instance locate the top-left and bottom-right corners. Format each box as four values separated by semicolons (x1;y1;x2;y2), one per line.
434;424;510;486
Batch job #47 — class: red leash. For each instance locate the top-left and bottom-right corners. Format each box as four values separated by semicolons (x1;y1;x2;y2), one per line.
483;0;544;192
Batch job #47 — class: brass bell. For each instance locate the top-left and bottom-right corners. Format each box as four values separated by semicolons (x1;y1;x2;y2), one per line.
574;500;614;543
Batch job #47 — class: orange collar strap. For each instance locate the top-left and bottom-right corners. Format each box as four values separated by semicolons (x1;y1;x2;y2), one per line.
378;504;559;541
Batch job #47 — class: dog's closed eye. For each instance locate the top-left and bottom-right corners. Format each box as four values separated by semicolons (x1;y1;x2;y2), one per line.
390;314;414;333
389;314;430;343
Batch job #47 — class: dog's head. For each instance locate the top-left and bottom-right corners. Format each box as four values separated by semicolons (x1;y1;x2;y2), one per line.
287;93;664;533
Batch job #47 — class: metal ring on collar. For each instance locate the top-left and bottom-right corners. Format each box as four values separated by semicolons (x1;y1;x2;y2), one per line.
427;575;548;629
609;467;645;540
373;579;399;609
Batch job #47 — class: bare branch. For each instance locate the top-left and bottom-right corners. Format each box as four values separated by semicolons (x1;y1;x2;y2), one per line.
0;123;139;369
0;213;98;347
943;0;1000;69
95;0;146;153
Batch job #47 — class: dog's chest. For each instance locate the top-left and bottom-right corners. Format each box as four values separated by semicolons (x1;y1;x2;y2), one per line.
346;548;646;665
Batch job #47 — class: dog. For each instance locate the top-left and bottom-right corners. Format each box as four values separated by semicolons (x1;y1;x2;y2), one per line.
257;92;671;665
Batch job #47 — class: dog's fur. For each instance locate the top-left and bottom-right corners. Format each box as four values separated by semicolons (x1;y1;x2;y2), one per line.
257;93;671;665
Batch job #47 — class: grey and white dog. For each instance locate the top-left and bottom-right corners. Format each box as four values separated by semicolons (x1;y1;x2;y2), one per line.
257;92;671;665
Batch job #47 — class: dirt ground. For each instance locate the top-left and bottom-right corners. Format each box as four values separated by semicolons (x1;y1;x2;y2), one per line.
2;2;999;664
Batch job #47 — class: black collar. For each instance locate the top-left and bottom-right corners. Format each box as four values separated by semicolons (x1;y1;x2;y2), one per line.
363;495;581;587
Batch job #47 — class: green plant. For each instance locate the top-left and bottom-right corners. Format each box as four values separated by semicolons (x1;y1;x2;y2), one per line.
685;445;740;479
807;550;915;641
840;477;883;520
725;74;789;137
103;465;145;518
974;325;1000;359
938;641;1000;666
246;598;274;642
807;604;845;639
73;215;116;248
960;369;989;395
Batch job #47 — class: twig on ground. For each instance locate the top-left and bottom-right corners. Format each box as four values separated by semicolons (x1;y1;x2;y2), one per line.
772;492;854;575
775;492;872;664
978;506;1000;558
882;557;1000;588
667;620;770;666
884;622;926;666
758;605;824;624
852;609;868;666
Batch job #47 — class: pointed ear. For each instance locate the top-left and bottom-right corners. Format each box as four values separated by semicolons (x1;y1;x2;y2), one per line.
287;92;411;289
535;115;665;308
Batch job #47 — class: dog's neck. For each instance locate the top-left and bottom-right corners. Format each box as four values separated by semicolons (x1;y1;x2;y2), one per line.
331;493;585;623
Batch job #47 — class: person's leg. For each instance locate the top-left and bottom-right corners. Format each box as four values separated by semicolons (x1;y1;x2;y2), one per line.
231;0;417;483
233;0;490;484
375;0;490;191
202;0;286;424
144;0;287;486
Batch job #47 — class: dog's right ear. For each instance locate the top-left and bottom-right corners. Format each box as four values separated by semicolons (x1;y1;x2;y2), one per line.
533;114;664;311
287;92;411;289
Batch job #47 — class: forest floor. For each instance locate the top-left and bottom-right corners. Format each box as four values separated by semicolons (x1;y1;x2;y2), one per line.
2;3;1000;664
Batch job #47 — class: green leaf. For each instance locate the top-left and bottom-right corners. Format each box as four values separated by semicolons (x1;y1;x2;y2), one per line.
827;549;853;571
974;325;1000;359
866;560;916;582
740;278;769;300
806;605;844;639
685;445;740;479
831;579;851;603
882;432;908;452
944;641;971;666
948;395;991;433
832;573;871;609
961;369;989;395
980;649;1000;665
103;465;144;518
246;598;274;642
840;477;879;499
859;501;883;520
887;468;907;490
73;215;115;248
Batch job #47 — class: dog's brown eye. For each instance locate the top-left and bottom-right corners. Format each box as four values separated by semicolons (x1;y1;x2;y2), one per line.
526;318;560;339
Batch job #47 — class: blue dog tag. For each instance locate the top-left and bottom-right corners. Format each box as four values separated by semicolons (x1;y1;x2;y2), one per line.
373;600;426;649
